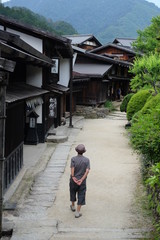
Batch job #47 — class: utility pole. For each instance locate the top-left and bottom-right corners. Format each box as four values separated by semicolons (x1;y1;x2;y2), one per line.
0;58;15;238
69;56;73;128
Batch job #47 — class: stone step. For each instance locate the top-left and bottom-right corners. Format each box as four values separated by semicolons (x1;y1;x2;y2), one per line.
46;135;68;143
110;112;126;116
4;219;58;240
107;116;127;120
53;227;151;239
107;111;127;120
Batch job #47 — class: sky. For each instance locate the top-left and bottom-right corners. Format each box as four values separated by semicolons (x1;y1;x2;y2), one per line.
1;0;160;8
146;0;160;7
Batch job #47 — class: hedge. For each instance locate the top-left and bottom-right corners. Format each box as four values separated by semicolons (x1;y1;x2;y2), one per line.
130;106;160;164
141;93;160;114
127;89;151;121
120;93;134;112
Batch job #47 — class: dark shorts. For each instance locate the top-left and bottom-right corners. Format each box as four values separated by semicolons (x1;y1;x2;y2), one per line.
69;178;86;205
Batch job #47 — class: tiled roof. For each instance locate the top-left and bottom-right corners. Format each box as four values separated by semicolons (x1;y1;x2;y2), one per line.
64;34;102;46
6;83;49;103
113;38;136;48
73;63;112;77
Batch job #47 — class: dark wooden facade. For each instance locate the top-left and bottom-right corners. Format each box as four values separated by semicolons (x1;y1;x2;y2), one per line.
73;77;108;106
0;16;72;192
90;44;136;63
72;49;132;107
89;44;134;100
4;102;24;191
0;15;74;192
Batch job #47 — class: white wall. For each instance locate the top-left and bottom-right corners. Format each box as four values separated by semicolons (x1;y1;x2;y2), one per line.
58;58;70;87
0;25;4;30
35;105;42;124
26;65;42;88
6;28;43;52
26;66;43;123
4;27;44;124
73;53;77;67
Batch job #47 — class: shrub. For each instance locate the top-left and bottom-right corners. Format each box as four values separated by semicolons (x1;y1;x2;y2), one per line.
141;93;160;114
127;89;151;121
145;163;160;237
104;100;115;111
120;93;134;112
130;107;160;164
131;110;142;124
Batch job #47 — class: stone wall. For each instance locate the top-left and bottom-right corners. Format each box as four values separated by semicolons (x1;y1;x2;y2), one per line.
75;105;110;119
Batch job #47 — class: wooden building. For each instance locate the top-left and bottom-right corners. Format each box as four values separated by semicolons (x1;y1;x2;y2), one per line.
64;34;102;51
72;46;132;107
112;38;136;48
0;15;73;133
90;43;136;63
89;41;137;99
0;16;73;192
66;34;135;103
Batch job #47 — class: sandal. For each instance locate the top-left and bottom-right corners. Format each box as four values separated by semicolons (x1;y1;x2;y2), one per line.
75;212;82;218
70;205;76;212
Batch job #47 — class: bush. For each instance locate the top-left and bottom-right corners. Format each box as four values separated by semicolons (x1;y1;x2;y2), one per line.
120;93;134;112
141;93;160;114
130;107;160;164
145;163;160;237
131;110;142;124
104;100;115;111
127;89;151;121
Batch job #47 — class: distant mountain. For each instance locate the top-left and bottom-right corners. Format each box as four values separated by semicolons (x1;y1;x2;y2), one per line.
4;0;160;43
0;4;77;36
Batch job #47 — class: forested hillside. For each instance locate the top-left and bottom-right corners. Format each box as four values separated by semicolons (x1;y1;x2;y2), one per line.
5;0;160;43
0;4;77;35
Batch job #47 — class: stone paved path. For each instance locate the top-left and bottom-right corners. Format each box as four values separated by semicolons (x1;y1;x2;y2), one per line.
7;112;153;239
8;119;83;240
49;113;153;239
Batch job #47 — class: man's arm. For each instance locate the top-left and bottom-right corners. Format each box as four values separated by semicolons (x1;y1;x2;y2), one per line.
80;168;90;182
71;167;74;177
71;167;90;186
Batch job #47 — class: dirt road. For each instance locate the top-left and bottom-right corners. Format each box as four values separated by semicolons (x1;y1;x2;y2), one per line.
49;116;153;239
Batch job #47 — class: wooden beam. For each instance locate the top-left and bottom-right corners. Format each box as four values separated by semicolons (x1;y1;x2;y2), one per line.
0;57;16;72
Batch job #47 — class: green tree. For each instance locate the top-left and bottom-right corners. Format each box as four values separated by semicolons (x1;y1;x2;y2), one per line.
132;15;160;54
0;5;77;36
130;53;160;94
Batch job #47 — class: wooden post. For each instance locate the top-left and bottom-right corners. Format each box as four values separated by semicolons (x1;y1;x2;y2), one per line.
0;71;8;237
0;57;15;237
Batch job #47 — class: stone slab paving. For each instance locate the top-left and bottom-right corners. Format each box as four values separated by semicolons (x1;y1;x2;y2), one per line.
52;227;151;239
9;121;82;239
3;114;153;239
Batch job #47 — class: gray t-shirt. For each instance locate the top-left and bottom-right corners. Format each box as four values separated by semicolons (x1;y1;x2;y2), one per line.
70;155;90;180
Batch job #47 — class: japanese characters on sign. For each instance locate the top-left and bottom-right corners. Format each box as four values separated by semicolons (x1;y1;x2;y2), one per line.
49;97;57;118
51;59;59;74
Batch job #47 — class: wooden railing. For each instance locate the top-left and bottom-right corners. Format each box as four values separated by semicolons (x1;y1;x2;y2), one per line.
4;142;23;193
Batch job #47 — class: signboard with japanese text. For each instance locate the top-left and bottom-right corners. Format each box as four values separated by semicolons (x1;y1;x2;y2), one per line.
51;58;59;74
49;97;57;118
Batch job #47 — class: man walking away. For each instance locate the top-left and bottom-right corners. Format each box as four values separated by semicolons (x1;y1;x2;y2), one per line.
70;144;90;218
